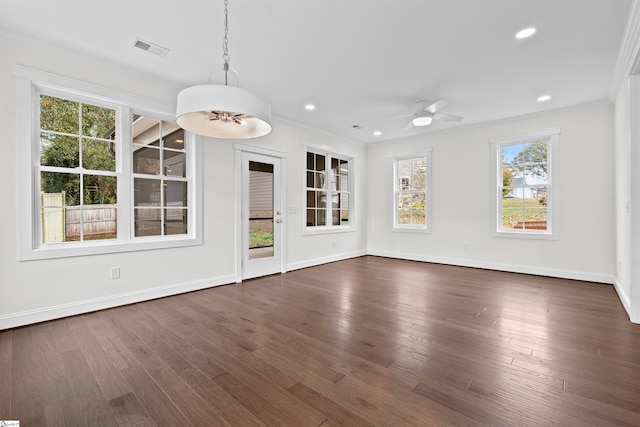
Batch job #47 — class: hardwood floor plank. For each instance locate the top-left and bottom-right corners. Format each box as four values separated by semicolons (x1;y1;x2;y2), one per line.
70;321;132;401
3;256;640;426
59;348;119;426
0;330;12;419
119;364;190;426
108;392;157;427
288;382;375;427
179;367;265;427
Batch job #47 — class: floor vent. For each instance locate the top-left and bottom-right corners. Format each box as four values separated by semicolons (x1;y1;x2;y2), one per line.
133;38;169;57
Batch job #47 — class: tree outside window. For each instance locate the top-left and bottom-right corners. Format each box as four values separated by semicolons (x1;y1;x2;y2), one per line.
490;127;559;239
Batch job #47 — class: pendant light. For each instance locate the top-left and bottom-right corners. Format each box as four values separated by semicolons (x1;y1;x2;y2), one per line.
176;0;272;139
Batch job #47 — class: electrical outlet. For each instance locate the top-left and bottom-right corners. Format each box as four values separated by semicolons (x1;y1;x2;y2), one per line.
111;267;120;280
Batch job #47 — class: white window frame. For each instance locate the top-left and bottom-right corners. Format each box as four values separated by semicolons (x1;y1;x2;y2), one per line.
303;145;355;235
393;150;432;233
490;127;559;240
16;67;202;260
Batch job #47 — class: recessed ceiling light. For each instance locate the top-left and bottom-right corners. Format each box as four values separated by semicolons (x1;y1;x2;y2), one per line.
516;27;536;39
304;104;316;111
537;95;551;102
373;131;382;136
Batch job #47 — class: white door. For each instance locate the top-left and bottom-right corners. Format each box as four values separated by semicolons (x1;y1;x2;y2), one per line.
240;151;284;279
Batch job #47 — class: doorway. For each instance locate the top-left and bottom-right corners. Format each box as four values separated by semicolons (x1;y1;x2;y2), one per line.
237;149;285;280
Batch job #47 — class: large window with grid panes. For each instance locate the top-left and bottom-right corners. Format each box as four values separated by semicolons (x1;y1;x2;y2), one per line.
305;147;353;233
17;68;200;260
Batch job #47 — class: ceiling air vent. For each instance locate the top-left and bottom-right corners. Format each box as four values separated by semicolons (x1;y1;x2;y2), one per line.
133;38;169;57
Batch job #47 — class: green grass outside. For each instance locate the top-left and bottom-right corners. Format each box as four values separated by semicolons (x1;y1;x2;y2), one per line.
502;197;547;229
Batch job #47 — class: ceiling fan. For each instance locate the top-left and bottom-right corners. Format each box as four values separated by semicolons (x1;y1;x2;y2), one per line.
388;100;464;129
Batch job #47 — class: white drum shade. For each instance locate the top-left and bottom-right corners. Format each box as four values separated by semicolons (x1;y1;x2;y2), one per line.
176;85;272;139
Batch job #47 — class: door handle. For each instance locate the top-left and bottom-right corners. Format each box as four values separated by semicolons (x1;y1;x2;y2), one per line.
275;219;283;223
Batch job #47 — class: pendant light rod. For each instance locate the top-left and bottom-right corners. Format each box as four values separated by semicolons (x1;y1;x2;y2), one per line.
222;0;230;86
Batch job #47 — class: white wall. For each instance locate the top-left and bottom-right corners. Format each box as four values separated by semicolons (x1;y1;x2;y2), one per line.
366;103;616;282
0;39;367;329
614;78;632;313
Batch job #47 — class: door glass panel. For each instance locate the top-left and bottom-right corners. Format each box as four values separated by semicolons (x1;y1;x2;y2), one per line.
249;161;274;259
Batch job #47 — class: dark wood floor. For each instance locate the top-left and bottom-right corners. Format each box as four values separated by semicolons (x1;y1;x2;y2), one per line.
1;256;640;426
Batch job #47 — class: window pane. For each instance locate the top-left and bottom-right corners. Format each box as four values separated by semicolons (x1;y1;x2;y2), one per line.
40;96;79;134
316;154;325;171
133;146;160;175
306;209;316;226
82;138;116;171
163;127;185;150
341;209;349;225
315;172;325;189
307;190;316;208
306;171;314;188
134;178;161;206
410;192;426;224
83;175;117;205
40;134;79;168
332;209;340;226
135;208;162;236
163;151;186;177
166;208;188;235
82;206;117;240
317;209;326;226
340;159;349;191
332;193;339;208
82;103;115;138
411;158;427;190
41;207;66;243
306;152;315;170
317;191;327;208
164;180;187;207
502;194;524;230
41;171;80;206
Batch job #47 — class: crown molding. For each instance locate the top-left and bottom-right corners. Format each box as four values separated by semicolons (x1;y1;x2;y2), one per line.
609;0;640;99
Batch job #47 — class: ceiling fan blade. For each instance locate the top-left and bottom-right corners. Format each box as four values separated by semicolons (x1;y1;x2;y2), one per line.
402;121;415;131
432;113;464;122
383;113;416;119
423;99;448;114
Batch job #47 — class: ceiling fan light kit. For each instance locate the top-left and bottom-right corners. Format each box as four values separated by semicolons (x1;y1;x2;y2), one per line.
412;116;433;126
176;0;272;139
387;99;464;130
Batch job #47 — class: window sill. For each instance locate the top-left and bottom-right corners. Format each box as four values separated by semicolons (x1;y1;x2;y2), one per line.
303;226;355;236
492;230;558;240
19;235;202;261
392;227;431;234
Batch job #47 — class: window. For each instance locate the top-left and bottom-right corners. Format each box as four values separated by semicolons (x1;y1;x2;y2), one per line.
132;116;188;237
393;151;432;231
39;95;118;243
305;147;353;232
17;67;201;260
490;128;559;239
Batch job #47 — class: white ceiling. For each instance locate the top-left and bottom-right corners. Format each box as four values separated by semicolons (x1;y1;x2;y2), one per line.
0;0;633;143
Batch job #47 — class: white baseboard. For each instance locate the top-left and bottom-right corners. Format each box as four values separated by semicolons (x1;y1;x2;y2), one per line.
367;249;615;284
287;250;368;272
0;274;235;330
613;277;632;319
